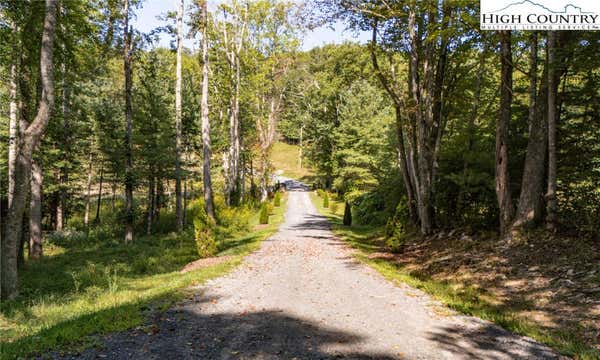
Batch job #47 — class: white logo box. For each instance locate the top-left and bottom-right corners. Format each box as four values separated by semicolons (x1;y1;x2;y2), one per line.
480;0;600;30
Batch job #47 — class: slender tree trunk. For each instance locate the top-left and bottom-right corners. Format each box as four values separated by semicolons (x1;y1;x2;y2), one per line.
395;109;418;223
496;30;514;235
183;142;190;226
183;177;188;227
2;0;57;300
174;0;184;232
221;10;245;206
29;158;43;260
94;163;104;224
156;176;164;219
111;178;117;211
464;47;486;171
546;31;558;230
200;0;215;220
57;51;70;231
369;21;417;223
514;32;547;230
8;20;19;209
250;158;256;198
84;153;93;227
408;7;434;234
123;0;134;242
240;146;246;200
19;213;29;268
146;172;155;235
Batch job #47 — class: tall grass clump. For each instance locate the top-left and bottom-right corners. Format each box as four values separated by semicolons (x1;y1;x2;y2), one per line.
259;203;269;224
323;193;329;208
274;192;281;207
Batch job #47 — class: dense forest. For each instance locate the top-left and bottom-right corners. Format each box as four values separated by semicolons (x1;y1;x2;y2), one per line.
1;0;599;358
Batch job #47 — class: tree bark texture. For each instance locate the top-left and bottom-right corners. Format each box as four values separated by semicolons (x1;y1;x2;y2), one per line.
2;0;57;300
29;158;43;260
514;32;547;230
200;0;215;220
174;0;184;232
546;31;558;230
496;30;514;235
123;0;134;242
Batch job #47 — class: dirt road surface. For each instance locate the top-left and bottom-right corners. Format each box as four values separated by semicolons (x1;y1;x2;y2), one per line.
72;182;563;359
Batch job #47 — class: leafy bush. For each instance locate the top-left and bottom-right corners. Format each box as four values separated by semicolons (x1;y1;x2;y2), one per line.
351;191;389;225
323;193;329;208
195;226;217;258
558;182;600;238
189;195;252;238
259;203;269;224
343;202;352;226
384;200;414;253
330;202;339;214
274;192;281;207
316;189;325;198
216;203;252;236
189;198;217;258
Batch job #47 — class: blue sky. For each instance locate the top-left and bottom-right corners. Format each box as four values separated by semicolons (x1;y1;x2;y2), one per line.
132;0;369;51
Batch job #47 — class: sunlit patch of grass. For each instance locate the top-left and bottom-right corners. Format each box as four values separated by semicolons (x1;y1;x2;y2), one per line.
308;192;599;360
0;195;288;359
271;141;315;182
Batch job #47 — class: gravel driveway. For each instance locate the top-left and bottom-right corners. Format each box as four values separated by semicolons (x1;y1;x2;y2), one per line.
74;183;564;359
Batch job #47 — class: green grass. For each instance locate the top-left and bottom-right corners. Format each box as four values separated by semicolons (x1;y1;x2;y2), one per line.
309;192;600;360
271;141;315;183
0;196;288;359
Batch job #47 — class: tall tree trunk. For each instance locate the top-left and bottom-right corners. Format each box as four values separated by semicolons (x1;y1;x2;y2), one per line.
94;163;104;224
57;33;70;231
155;175;164;219
174;0;184;232
8;20;19;209
183;177;188;227
408;7;435;234
111;178;117;211
546;31;558;230
464;47;486;170
200;0;215;220
146;172;155;235
183;141;190;227
29;158;43;260
513;32;547;230
84;153;93;227
2;0;57;300
496;30;514;235
221;7;246;206
123;0;134;242
369;21;417;223
227;64;241;205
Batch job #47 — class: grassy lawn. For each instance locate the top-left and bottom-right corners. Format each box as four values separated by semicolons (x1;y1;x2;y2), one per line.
309;191;599;360
271;142;315;183
0;195;287;359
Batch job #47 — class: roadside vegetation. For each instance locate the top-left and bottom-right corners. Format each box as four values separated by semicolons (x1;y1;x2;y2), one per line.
0;194;287;359
310;191;599;359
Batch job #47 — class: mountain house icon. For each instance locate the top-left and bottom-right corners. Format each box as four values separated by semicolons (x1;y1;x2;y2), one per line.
493;0;593;14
